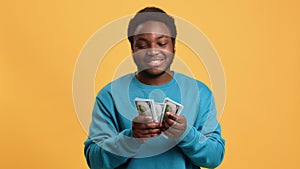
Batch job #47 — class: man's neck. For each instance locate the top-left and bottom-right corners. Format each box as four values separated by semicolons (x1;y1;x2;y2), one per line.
136;71;174;86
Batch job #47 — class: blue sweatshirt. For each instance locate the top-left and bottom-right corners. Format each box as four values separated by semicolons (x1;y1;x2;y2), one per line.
84;72;225;169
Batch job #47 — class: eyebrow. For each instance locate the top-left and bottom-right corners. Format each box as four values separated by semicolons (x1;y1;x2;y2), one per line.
156;35;169;40
135;35;170;42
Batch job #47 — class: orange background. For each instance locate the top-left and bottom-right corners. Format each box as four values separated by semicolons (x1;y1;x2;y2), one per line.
1;0;300;169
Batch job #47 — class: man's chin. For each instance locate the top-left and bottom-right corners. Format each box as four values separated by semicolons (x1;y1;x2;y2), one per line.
140;69;167;78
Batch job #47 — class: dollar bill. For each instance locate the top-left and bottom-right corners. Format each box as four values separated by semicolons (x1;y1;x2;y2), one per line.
154;102;166;122
163;97;184;116
161;98;184;138
134;98;156;122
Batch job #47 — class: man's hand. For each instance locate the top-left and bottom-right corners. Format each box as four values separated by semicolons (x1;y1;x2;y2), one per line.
132;115;162;143
162;112;186;138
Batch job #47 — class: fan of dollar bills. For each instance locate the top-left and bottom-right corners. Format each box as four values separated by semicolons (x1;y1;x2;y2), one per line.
134;97;184;122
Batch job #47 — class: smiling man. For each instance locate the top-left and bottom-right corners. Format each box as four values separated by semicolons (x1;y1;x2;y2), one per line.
84;7;225;169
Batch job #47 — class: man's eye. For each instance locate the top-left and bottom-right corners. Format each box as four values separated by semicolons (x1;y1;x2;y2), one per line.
158;42;167;47
136;44;147;49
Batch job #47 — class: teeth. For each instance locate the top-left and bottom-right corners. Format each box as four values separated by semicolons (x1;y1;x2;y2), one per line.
148;59;163;62
151;60;160;64
147;59;163;66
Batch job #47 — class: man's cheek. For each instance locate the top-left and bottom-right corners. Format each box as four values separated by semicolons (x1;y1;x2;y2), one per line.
133;54;140;60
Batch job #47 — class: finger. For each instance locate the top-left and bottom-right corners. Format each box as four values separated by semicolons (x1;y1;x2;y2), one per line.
164;119;179;127
140;134;161;139
167;120;184;130
164;118;182;128
167;113;186;125
164;117;177;128
163;120;185;134
139;128;162;135
164;113;183;126
133;125;162;136
145;122;162;129
176;116;186;124
166;112;178;121
133;122;162;130
163;120;171;130
167;114;185;125
166;125;182;134
133;129;152;138
164;115;186;129
133;115;153;122
163;130;175;138
163;126;184;138
134;130;161;139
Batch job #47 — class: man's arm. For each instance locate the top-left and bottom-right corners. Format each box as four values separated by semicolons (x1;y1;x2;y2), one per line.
84;88;141;169
177;91;225;168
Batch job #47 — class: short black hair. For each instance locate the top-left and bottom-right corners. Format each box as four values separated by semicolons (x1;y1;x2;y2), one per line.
127;7;177;50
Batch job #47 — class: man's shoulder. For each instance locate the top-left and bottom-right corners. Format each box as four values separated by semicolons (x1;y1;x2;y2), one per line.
175;72;212;93
97;73;135;95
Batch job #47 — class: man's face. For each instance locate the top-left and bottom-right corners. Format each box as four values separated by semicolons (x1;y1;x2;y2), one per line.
132;21;175;77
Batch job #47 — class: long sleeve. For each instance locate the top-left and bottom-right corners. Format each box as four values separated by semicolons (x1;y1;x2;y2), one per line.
84;73;225;169
177;87;225;168
84;86;142;169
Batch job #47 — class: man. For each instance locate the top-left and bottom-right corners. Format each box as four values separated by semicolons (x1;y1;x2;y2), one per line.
84;7;225;169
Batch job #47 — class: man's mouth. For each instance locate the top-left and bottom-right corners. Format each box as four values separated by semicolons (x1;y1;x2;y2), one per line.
145;58;164;67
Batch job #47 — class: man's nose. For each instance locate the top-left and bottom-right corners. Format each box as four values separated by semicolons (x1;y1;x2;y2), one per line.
146;47;159;56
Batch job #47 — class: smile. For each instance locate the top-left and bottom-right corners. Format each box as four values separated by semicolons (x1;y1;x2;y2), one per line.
145;59;164;67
